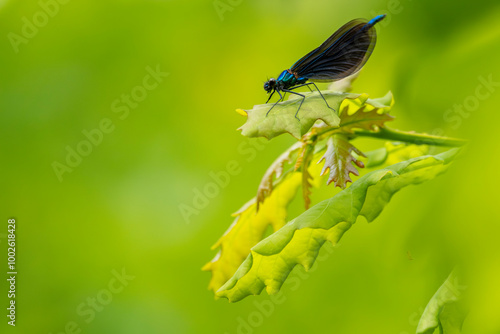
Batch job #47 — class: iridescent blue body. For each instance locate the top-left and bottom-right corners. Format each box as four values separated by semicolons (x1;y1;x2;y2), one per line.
276;70;308;89
263;15;386;120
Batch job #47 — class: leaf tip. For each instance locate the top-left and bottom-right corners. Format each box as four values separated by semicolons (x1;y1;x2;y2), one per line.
236;108;248;117
201;262;212;271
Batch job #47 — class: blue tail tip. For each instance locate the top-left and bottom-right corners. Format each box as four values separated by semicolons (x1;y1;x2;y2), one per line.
369;14;386;25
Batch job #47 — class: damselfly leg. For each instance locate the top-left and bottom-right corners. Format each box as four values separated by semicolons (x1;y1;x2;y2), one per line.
266;90;284;116
282;89;305;120
288;82;336;112
265;91;275;104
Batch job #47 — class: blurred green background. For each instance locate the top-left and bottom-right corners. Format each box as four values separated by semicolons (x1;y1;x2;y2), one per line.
1;0;500;333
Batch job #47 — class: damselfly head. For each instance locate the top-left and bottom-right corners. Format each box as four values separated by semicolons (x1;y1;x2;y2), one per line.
264;78;276;93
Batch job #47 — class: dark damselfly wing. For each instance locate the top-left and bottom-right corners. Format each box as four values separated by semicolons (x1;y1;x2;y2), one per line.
290;18;378;82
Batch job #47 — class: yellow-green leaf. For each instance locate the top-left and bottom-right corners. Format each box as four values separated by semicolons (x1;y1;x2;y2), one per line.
216;149;459;302
237;91;394;140
202;173;301;292
256;142;302;209
338;91;394;133
238;91;355;139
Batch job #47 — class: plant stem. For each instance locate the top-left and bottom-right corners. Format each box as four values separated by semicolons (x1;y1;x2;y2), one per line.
353;127;466;147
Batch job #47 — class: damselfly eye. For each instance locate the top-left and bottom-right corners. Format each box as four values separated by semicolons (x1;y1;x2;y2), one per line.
264;78;276;92
264;81;273;92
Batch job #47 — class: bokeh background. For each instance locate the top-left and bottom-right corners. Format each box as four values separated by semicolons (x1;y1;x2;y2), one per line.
1;0;500;333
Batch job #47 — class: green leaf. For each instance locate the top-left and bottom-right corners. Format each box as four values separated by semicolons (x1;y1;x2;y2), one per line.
365;147;389;168
237;91;394;140
216;149;459;302
318;134;366;189
204;142;430;296
202;173;301;292
416;270;468;334
237;91;352;139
